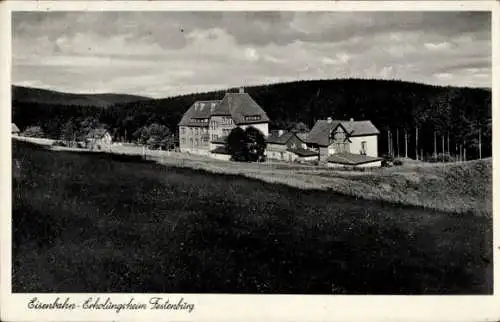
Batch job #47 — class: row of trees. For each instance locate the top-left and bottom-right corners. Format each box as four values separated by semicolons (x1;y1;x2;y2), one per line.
17;113;175;151
12;79;492;159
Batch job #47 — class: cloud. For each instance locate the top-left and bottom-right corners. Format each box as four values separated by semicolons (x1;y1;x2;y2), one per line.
424;42;453;51
12;11;492;97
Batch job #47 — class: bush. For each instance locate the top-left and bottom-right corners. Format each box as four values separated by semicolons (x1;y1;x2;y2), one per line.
77;142;85;148
382;159;393;167
393;159;403;166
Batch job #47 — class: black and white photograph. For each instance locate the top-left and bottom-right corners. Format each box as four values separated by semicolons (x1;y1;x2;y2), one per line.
4;0;497;316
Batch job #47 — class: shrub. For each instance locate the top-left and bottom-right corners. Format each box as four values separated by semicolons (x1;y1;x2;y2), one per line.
393;159;403;166
381;159;393;167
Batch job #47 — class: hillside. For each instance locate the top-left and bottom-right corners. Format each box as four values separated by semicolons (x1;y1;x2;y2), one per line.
12;79;491;159
12;140;492;293
12;85;149;108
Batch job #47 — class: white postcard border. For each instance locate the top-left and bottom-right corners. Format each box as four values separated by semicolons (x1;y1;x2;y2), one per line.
1;1;499;321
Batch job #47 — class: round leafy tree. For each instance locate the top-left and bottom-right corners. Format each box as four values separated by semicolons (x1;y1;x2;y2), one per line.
226;127;247;161
226;126;267;162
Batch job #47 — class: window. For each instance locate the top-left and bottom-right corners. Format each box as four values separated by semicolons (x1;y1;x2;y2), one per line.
361;141;367;155
181;138;186;144
245;115;261;122
181;127;185;135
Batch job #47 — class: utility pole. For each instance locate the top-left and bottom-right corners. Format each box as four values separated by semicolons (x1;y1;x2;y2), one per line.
387;129;391;157
441;135;445;157
433;131;437;158
447;133;450;157
403;128;407;158
415;127;419;160
479;127;482;159
396;128;400;157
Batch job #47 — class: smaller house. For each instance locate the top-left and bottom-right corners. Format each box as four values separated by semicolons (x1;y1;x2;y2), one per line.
266;130;317;162
85;128;112;150
307;117;381;168
12;123;20;136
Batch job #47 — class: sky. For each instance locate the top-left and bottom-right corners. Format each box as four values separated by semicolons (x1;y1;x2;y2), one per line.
12;11;491;98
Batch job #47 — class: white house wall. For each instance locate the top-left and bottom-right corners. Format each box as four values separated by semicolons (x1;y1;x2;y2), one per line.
327;160;382;168
349;135;378;157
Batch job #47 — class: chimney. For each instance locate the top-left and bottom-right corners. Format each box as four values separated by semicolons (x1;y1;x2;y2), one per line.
239;87;245;93
327;117;333;123
278;129;285;136
350;118;354;123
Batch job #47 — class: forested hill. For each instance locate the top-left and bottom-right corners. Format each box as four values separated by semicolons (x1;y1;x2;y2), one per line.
12;85;150;108
12;79;492;159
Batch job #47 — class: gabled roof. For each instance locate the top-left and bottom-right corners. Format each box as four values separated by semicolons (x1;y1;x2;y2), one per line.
178;100;220;126
12;123;20;133
287;148;318;157
86;128;110;139
296;132;309;142
211;92;270;125
327;152;382;165
306;119;379;146
266;130;309;145
339;120;379;137
266;131;294;144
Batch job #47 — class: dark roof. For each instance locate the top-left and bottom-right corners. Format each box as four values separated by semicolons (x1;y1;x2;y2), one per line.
296;132;309;142
178;100;220;126
211;146;231;155
211;92;270;125
12;123;20;133
86;128;110;139
266;130;308;145
306;119;379;146
340;120;380;137
266;131;294;144
287;148;318;157
327;153;382;166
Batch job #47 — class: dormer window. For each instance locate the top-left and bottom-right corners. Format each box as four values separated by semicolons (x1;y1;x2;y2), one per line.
245;115;261;122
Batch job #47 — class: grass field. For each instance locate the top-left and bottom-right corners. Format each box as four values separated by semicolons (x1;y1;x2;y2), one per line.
12;140;492;294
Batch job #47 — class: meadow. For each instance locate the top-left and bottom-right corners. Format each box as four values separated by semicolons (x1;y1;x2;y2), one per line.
12;140;492;294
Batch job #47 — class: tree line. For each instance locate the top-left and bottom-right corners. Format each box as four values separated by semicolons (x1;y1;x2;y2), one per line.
12;79;492;159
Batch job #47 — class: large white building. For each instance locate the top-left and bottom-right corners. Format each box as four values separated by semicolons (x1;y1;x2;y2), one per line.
178;88;270;157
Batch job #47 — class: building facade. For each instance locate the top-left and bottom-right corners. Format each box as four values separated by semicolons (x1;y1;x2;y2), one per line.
178;88;270;156
306;117;382;167
266;130;317;162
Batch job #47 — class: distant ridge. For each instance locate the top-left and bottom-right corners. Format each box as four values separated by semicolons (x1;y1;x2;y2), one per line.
11;78;492;159
12;85;150;108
